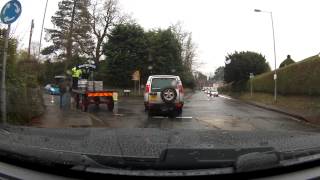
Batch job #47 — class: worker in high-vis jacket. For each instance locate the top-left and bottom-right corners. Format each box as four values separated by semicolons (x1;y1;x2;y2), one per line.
71;66;82;89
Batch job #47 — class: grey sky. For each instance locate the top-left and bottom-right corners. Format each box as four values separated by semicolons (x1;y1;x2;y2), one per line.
1;0;320;75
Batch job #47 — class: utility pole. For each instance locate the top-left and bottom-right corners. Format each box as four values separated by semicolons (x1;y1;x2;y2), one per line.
38;0;49;59
254;9;277;102
27;19;34;60
270;12;277;102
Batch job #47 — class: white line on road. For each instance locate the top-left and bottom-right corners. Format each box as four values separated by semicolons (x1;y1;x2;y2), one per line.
152;116;168;119
219;95;233;100
175;117;193;119
0;129;10;135
151;116;193;119
88;114;104;123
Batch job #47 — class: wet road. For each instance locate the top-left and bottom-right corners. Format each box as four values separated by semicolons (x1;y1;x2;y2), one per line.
89;92;315;131
42;91;318;132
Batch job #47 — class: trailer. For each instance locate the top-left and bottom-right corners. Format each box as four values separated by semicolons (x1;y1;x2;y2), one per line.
72;89;117;112
71;63;117;112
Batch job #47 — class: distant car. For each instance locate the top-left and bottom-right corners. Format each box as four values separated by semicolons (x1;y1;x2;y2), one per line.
144;75;184;116
44;84;60;95
210;90;219;97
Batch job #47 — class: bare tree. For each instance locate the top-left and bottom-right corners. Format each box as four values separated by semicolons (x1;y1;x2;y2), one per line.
171;22;198;73
183;33;198;71
89;0;129;65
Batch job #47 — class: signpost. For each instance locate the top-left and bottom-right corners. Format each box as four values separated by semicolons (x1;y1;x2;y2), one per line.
0;0;22;124
132;70;140;95
249;73;254;97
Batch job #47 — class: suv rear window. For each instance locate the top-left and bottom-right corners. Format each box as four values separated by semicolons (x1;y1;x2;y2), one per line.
151;78;177;92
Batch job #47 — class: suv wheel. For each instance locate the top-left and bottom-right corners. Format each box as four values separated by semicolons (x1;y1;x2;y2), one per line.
161;88;177;103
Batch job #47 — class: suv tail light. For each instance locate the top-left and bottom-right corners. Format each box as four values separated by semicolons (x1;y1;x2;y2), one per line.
145;84;150;93
178;84;184;93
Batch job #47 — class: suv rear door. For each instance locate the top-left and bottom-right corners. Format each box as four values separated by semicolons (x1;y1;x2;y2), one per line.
149;77;178;104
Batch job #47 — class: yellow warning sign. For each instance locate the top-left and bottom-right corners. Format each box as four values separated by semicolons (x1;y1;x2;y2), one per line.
132;70;140;81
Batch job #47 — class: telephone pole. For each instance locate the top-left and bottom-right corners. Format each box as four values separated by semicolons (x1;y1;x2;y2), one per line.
27;19;34;60
38;0;49;58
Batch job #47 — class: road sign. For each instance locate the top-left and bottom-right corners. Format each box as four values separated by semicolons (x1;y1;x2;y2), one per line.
0;0;22;24
78;64;96;69
132;70;140;81
274;73;277;80
249;73;254;79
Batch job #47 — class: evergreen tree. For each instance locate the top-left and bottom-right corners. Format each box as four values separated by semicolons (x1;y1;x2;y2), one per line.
43;0;94;65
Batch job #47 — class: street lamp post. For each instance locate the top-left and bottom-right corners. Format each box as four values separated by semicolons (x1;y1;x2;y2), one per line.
254;9;277;102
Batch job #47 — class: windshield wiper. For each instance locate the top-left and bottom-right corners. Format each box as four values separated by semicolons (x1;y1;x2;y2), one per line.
158;147;277;170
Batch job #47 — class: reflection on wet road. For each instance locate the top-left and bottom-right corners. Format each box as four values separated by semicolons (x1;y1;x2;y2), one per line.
38;91;319;132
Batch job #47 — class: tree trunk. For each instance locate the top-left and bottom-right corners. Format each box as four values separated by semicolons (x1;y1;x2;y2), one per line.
65;0;77;70
94;39;103;66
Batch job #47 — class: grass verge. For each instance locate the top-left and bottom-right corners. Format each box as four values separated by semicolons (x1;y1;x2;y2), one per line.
235;92;320;124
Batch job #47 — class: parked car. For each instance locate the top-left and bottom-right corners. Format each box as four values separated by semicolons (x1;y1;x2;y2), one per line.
44;84;60;95
144;75;184;116
44;75;67;95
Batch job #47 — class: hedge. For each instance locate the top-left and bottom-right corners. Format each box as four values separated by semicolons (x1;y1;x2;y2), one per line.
219;55;320;96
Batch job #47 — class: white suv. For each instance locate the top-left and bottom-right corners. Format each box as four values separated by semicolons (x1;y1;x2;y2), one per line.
144;75;184;116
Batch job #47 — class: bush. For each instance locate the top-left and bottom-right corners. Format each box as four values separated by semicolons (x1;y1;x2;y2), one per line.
181;71;196;89
218;80;248;93
5;60;45;124
224;51;270;83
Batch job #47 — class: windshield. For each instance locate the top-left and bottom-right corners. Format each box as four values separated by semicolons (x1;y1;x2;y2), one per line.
1;0;320;177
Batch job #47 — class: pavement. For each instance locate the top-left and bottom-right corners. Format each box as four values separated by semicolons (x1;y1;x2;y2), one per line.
34;93;93;128
241;99;310;122
34;91;320;132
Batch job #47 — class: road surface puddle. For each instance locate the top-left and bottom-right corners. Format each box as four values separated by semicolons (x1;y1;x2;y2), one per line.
197;117;255;131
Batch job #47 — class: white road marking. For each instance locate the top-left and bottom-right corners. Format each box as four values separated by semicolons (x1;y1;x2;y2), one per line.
152;116;193;119
152;116;167;119
0;129;10;135
88;114;104;123
175;117;193;119
289;117;302;122
219;95;233;100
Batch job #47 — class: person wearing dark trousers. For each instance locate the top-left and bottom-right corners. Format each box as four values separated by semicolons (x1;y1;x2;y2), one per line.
59;80;66;109
59;78;72;109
